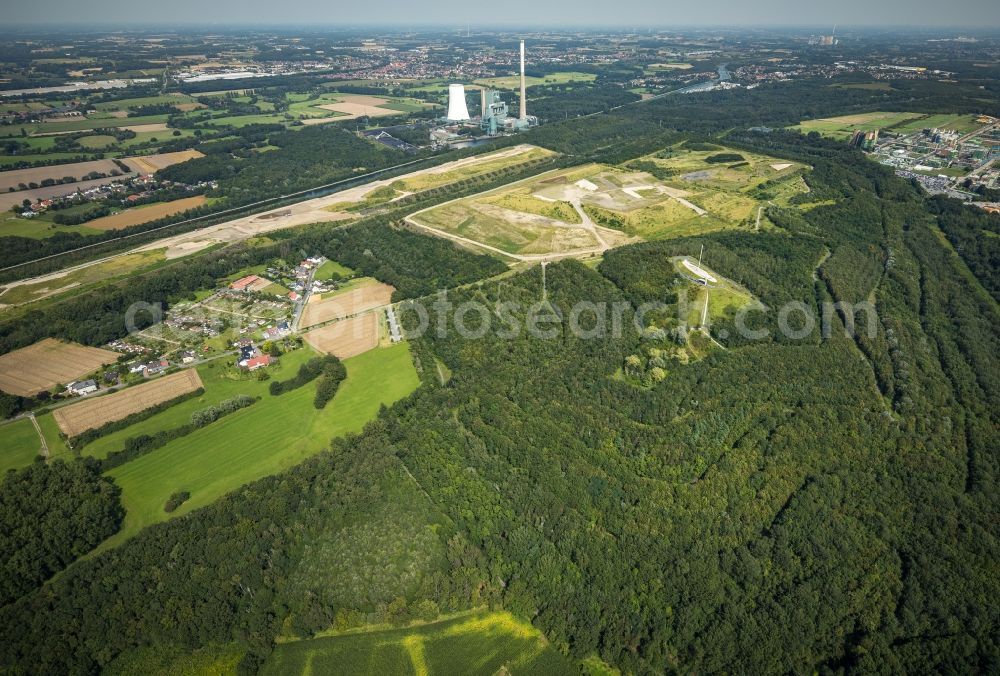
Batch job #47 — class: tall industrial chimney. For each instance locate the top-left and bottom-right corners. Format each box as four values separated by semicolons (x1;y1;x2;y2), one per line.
519;39;527;120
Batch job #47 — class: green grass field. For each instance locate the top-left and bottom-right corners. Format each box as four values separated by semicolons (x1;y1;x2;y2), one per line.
263;611;575;676
76;134;117;149
0;210;102;239
104;643;242;676
792;111;925;140
0;114;170;137
474;71;597;90
100;341;419;546
792;111;986;140
0;418;44;474
314;260;354;281
0;249;166;305
0;152;92;168
93;94;199;112
888;113;985;134
0;411;91;471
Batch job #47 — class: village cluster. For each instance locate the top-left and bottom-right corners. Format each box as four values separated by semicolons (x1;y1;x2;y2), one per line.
56;255;335;402
12;174;215;219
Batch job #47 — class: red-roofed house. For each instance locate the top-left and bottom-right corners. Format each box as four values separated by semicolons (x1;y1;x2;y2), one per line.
230;275;261;291
288;291;300;301
244;355;271;371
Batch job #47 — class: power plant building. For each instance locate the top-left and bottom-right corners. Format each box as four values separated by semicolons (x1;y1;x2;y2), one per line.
433;39;537;145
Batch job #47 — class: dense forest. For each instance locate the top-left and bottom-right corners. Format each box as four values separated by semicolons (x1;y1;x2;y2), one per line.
0;459;123;607
0;123;996;673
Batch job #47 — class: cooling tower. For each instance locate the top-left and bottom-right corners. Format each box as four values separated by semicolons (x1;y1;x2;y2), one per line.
447;83;471;121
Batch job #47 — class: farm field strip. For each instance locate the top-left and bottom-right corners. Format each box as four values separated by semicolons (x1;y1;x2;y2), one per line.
0;150;204;210
303;311;380;359
83;195;209;231
0;338;119;397
299;281;395;328
52;369;203;437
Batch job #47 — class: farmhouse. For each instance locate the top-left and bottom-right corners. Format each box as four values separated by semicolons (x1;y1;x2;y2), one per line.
143;359;170;376
244;355;272;371
66;380;98;396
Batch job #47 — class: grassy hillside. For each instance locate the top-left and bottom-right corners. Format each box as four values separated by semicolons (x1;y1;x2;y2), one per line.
263;611;575;676
102;342;419;545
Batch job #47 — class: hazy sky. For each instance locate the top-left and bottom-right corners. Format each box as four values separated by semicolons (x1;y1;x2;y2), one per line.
4;0;1000;27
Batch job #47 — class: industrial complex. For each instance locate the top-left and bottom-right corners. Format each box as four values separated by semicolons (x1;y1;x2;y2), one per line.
431;39;539;146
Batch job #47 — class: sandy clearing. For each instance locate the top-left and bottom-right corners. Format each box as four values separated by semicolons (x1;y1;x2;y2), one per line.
127;149;204;174
299;282;394;329
659;185;693;198
673;196;707;216
683;259;717;283
622;186;660;200
302;312;379;359
0;338;120;397
43;115;87;123
52;369;203;437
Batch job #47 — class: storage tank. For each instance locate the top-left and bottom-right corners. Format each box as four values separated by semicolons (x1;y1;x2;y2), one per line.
446;84;470;121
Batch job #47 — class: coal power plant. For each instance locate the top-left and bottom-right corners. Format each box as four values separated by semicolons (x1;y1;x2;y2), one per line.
431;39;538;146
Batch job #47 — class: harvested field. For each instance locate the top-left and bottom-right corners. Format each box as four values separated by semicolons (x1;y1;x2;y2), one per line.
303;312;379;359
85;195;208;231
53;369;203;438
299;281;394;329
127;149;203;174
0;338;119;397
0;150;202;209
122;123;169;133
0;158;126;192
302;94;427;124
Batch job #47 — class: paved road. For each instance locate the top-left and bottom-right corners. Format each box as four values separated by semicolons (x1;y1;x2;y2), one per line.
291;266;318;331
